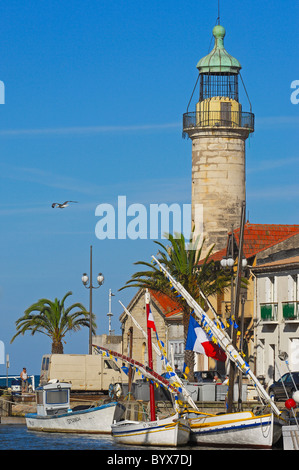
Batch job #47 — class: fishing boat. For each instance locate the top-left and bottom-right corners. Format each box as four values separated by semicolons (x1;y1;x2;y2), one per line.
152;255;285;448
183;409;282;449
25;380;125;434
94;291;190;447
111;411;190;447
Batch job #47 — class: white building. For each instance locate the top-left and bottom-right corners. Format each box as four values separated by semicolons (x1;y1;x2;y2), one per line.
252;256;299;386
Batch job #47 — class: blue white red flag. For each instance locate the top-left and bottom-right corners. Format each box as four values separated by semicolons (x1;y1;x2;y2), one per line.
147;307;156;332
185;315;227;362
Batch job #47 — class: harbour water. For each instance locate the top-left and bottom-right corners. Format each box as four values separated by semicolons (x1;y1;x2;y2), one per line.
0;424;278;452
0;424;129;450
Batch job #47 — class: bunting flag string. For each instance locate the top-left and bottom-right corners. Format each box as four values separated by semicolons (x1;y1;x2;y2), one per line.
118;300;198;411
182;363;189;379
92;344;181;407
152;254;281;417
153;326;198;410
159;258;244;348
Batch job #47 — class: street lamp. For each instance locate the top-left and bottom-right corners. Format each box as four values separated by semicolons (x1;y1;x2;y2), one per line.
82;272;104;286
220;254;247;328
220;257;234;269
82;245;104;354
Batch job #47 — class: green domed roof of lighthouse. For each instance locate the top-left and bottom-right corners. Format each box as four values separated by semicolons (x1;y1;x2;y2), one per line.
197;25;241;74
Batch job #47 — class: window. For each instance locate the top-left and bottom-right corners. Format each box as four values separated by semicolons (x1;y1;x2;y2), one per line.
46;389;68;405
168;340;184;371
36;391;43;405
42;357;49;370
283;275;299;320
290;339;299;370
285;375;294;385
288;275;297;302
200;73;239;101
283;302;299;320
260;276;278;321
220;102;232;126
260;303;278;321
265;276;277;302
277;373;289;384
104;359;120;371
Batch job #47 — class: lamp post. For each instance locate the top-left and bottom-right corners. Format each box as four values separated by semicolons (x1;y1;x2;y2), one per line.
82;245;104;354
220;254;235;337
220;249;237;413
220;202;247;413
107;289;114;335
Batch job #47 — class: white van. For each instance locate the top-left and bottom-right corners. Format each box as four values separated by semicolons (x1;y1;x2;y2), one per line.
39;354;126;393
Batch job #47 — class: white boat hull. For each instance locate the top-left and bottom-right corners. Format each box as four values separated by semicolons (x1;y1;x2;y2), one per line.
186;411;283;448
282;425;299;450
111;413;190;447
26;402;123;434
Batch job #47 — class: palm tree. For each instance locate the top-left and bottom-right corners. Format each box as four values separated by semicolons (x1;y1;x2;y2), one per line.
120;233;230;380
11;291;95;354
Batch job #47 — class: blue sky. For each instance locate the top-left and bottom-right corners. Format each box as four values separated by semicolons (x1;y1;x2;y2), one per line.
0;0;298;375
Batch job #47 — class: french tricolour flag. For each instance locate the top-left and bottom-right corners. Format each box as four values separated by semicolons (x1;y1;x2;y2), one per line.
186;315;227;362
147;307;156;332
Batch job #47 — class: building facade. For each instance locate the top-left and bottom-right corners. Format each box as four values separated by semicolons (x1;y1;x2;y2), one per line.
205;224;299;377
119;289;184;374
252;256;299;386
116;226;299;378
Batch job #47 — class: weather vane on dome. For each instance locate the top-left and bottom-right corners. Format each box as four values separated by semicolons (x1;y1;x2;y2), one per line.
217;0;221;25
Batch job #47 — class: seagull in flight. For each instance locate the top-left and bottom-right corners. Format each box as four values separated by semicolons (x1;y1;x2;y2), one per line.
52;201;78;209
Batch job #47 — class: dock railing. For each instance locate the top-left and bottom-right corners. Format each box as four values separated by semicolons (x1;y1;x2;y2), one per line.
0;375;36;391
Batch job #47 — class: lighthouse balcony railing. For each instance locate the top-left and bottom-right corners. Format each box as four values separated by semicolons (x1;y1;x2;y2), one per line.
183;111;254;133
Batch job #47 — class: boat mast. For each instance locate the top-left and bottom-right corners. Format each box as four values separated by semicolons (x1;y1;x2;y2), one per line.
145;290;156;421
227;200;246;413
152;255;281;417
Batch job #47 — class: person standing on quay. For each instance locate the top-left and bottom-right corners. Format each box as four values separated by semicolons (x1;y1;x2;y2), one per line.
20;367;28;393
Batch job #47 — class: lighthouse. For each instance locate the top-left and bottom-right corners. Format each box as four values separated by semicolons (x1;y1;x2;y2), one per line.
183;24;254;254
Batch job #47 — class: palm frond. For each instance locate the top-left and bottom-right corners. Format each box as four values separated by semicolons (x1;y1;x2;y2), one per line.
11;292;91;351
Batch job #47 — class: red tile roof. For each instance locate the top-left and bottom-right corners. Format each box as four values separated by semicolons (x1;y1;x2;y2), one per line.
206;223;299;262
233;223;299;258
150;289;182;318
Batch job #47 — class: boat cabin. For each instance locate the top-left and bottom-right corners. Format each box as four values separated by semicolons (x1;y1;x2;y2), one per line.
36;380;71;416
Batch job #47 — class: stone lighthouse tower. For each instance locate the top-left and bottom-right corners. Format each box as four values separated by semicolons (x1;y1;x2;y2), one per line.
183;24;254;254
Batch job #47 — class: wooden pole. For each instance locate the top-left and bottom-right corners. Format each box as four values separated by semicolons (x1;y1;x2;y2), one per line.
89;245;93;355
145;291;156;421
238;296;246;411
227;201;246;413
128;327;133;398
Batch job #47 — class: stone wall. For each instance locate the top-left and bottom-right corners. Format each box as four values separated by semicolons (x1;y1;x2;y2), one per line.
121;290;167;374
